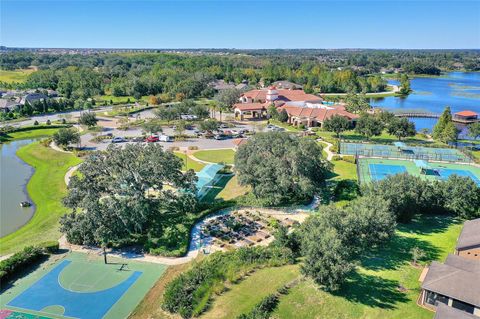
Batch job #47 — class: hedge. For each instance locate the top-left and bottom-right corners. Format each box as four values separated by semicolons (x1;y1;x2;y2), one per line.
0;241;59;284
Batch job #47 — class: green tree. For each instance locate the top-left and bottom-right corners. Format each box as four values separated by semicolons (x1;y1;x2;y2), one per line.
53;127;80;148
215;88;241;122
441;175;480;219
344;93;371;114
154;107;178;123
199;119;219;131
235;132;330;205
355;113;384;139
398;74;411;95
387;117;416;140
142;119;163;135
468;122;480;139
442;121;458;143
277;109;289;122
433;106;453;141
175;120;187;136
410;247;426;266
267;104;278;120
323;115;350;138
60;144;198;260
78;112;98;128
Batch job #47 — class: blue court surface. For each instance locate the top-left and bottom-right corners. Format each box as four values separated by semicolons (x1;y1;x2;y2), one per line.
7;260;142;319
437;168;480;185
368;164;407;181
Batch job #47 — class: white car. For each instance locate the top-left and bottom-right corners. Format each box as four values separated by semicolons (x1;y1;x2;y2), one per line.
159;135;173;142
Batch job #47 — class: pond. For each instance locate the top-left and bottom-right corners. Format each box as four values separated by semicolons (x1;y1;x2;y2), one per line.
0;139;36;237
370;72;480;135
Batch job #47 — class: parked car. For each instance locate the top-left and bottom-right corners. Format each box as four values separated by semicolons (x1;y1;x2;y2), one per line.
219;123;228;129
132;136;144;142
146;135;159;142
111;137;126;143
159;135;173;142
214;134;226;140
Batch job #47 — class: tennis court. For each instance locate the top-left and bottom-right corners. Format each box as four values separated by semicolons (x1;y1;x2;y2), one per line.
1;252;166;319
358;158;480;185
341;142;471;162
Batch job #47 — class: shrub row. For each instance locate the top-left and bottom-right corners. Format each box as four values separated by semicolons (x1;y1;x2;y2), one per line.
162;245;295;318
0;241;59;283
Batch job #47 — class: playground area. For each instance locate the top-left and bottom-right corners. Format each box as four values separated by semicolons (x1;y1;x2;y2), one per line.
341;142;471;163
357;157;480;185
0;252;166;319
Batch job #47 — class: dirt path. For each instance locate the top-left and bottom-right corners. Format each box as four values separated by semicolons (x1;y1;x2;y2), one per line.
318;140;335;160
64;164;81;185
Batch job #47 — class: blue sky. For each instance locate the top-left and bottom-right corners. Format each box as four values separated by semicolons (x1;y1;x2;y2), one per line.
1;1;479;49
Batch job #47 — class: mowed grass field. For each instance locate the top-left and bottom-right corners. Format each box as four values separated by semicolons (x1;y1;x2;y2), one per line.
193;149;236;165
0;142;83;254
0;68;36;83
0;126;60;143
199;215;462;319
174;152;206;172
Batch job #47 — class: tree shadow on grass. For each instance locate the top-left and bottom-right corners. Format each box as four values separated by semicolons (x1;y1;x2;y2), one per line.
333;272;410;309
361;234;441;271
397;214;459;237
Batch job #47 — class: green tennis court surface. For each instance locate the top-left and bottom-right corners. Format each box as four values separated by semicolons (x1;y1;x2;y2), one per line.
1;252;167;319
341;142;471;163
358;158;480;184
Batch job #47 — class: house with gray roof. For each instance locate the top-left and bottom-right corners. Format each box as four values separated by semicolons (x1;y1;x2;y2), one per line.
20;93;48;106
420;253;480;317
435;304;478;319
455;218;480;260
0;99;22;113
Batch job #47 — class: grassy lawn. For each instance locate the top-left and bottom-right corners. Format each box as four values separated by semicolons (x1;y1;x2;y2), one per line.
316;129;435;146
200;174;250;203
329;158;357;181
95;95;149;105
200;264;300;319
174;152;206;172
195;215;461;319
0;142;83;254
193;149;236;165
0;68;36;83
269;119;302;132
272;215;462;319
0;126;60;143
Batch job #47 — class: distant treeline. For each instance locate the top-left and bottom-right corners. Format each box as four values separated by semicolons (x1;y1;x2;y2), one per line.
1;50;479;99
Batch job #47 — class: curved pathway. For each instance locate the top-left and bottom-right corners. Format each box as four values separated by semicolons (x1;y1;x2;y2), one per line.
64;164;81;186
318;140;335;160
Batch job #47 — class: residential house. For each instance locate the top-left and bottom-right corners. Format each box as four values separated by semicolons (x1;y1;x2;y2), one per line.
455;218;480;260
0;99;22;113
419;218;480;319
20;93;48;106
270;80;303;90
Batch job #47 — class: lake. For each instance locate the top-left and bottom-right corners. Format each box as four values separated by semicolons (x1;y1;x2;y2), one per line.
370;72;480;135
0;139;36;237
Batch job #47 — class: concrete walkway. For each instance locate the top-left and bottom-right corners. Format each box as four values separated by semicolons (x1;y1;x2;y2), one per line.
64;164;81;186
318;140;335;160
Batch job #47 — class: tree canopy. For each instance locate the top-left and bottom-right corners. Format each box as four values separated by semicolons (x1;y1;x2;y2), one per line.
323;114;350;138
234;132;330;205
52;127;80;148
60;144;198;249
433;107;458;143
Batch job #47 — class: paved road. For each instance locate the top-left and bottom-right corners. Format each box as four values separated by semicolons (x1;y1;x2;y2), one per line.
0;106;114;128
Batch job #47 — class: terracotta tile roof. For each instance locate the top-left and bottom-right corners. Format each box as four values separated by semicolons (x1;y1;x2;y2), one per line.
280;104;358;122
455;110;478;117
233;103;267;111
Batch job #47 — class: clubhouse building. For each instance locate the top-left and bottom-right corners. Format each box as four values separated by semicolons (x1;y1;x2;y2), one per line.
233;86;358;127
419;218;480;318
